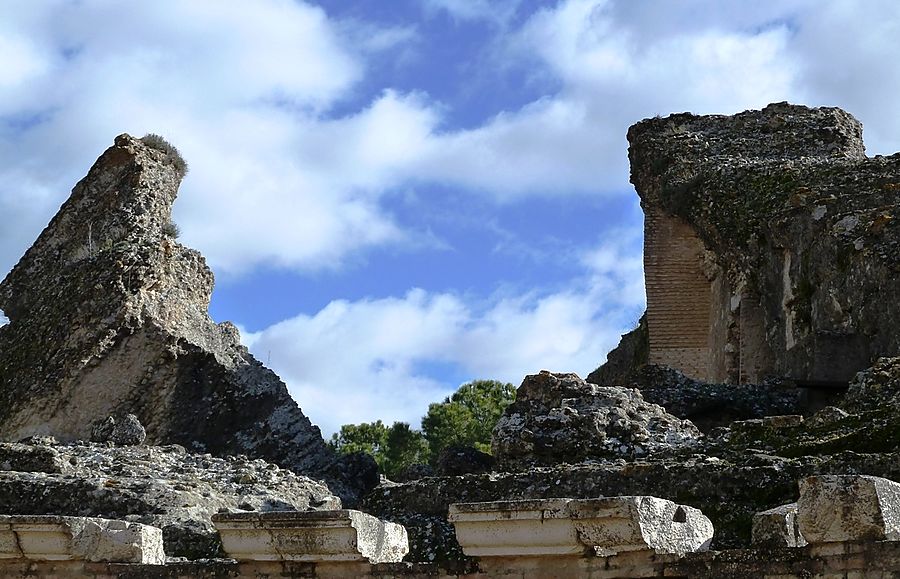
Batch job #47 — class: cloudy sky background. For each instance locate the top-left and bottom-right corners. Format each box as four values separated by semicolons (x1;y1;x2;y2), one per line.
2;0;900;434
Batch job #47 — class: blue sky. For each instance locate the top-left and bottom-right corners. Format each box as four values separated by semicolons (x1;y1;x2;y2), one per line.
2;1;900;434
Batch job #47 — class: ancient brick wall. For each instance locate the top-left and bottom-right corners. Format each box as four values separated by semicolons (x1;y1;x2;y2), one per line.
643;209;777;384
643;209;716;381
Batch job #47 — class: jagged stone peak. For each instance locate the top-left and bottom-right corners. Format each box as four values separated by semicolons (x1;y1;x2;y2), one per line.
0;133;199;321
0;134;376;504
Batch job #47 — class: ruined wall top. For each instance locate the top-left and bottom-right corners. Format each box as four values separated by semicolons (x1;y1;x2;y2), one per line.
0;134;199;320
628;103;866;190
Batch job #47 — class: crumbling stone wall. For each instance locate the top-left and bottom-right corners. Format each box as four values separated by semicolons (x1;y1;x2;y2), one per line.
630;103;899;385
0;135;375;503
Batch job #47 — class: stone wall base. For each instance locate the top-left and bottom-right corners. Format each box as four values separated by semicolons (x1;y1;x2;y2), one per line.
3;542;900;578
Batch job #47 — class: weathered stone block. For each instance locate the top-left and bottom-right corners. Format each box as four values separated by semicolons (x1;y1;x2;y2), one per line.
752;503;807;548
797;475;900;543
448;496;713;558
0;516;164;564
212;510;408;563
492;371;701;467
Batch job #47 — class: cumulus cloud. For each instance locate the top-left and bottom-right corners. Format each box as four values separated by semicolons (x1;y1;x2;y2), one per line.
406;0;900;196
4;0;900;277
409;0;800;196
243;229;645;435
787;0;900;153
0;1;434;276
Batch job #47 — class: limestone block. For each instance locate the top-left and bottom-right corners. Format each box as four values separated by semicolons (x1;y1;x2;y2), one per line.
797;475;900;543
752;503;807;548
0;516;164;564
448;496;713;558
212;510;408;563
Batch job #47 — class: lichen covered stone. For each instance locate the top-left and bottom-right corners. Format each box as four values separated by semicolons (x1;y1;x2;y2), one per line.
492;371;701;468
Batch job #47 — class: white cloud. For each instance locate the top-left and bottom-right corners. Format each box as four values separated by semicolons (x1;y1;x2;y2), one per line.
0;310;7;326
242;230;645;435
402;0;900;196
787;0;900;153
5;0;900;277
0;1;432;276
408;0;800;196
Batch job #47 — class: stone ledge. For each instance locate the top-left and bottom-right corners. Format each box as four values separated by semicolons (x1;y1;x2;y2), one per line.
0;515;164;564
212;510;409;563
448;496;713;558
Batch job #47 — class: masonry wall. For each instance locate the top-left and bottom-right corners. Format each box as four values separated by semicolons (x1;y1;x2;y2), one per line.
643;209;718;381
6;542;900;578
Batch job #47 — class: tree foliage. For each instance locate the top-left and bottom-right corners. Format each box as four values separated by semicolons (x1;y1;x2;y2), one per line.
328;420;428;479
421;379;516;458
329;379;517;477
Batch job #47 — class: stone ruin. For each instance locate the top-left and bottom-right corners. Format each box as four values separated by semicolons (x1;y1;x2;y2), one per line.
2;104;900;577
0;134;374;504
625;103;899;387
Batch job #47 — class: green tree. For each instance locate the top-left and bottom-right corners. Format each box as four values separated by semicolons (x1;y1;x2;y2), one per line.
328;420;429;479
382;422;430;477
421;379;516;459
328;420;388;457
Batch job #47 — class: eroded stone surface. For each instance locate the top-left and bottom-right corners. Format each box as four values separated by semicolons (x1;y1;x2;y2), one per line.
212;510;409;563
797;475;900;543
449;496;712;557
0;515;164;564
492;371;701;467
595;364;805;432
0;440;339;559
0;134;374;503
752;503;806;548
109;414;147;446
599;103;900;386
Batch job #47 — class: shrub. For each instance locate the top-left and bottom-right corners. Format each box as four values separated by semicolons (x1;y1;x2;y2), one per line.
162;221;181;238
140;133;189;177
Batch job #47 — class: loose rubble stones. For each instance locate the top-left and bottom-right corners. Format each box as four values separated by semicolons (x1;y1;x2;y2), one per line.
0;134;372;503
90;417;116;444
492;371;701;468
0;440;339;559
109;414;147;446
591;364;806;432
